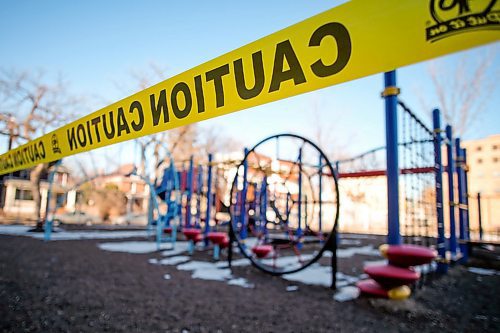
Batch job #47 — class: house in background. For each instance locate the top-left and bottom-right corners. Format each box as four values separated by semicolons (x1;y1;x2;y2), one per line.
0;163;75;221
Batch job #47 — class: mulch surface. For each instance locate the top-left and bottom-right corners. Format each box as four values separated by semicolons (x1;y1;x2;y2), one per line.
0;229;499;332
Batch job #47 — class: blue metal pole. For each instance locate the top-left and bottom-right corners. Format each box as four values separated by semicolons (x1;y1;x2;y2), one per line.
186;156;194;228
196;164;203;228
445;125;457;258
240;148;249;240
297;148;303;241
260;176;267;234
205;154;213;245
433;109;447;273
455;139;468;263
384;71;401;245
463;148;471;241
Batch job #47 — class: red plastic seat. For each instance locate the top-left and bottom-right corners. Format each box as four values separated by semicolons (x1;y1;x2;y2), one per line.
252;245;273;258
163;227;173;234
220;237;230;249
356;279;389;298
183;228;202;242
386;244;437;267
207;232;228;245
364;264;420;289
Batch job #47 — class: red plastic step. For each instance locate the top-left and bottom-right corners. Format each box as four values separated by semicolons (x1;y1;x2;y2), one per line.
356;279;389;298
252;245;273;258
385;244;437;267
364;264;420;289
207;232;228;245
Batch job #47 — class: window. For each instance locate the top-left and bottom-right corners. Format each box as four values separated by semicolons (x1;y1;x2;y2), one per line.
494;157;499;163
15;189;33;201
477;146;482;151
477;158;483;164
493;144;498;150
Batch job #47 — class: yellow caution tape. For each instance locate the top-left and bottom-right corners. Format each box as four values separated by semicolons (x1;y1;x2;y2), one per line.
1;0;498;174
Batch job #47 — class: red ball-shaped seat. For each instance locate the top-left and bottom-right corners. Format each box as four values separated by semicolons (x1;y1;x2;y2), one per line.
183;228;202;242
386;244;437;267
364;264;420;289
207;232;228;245
252;245;273;258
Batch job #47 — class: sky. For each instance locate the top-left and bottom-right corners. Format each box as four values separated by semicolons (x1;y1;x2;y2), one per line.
0;0;499;173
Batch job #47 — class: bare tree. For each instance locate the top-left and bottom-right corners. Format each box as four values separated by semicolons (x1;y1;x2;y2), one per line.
309;102;352;162
424;50;498;137
0;69;82;230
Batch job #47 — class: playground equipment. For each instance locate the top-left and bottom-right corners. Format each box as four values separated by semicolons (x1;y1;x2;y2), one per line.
152;154;181;250
357;244;436;299
227;133;339;286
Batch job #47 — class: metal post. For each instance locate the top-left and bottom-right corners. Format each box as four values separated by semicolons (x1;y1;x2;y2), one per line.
477;193;483;240
463;148;471;241
433;109;447;273
196;165;203;228
455;139;468;262
205;154;213;245
445;125;457;258
260;176;267;234
186;156;194;228
240;148;249;240
384;71;401;245
44;160;62;241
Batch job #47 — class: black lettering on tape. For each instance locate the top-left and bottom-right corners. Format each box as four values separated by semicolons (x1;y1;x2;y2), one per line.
194;75;205;113
91;117;102;143
77;123;87;147
269;40;306;93
206;64;230;108
171;82;192;119
130;100;144;131
309;22;351;77
103;111;116;139
116;107;130;137
150;90;170;126
234;51;265;100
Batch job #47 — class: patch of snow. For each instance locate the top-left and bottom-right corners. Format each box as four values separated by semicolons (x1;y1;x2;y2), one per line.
158;256;190;266
223;258;251;267
227;278;254;289
337;245;380;258
160;242;190;256
286;285;299;292
148;258;159;264
333;286;360;302
468;267;500;276
191;267;232;281
364;259;387;267
283;263;332;287
0;225;149;240
163;274;171;280
177;261;216;271
98;241;167;253
340;239;362;246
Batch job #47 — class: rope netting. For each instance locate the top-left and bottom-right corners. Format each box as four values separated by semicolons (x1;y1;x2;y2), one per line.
398;101;436;247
